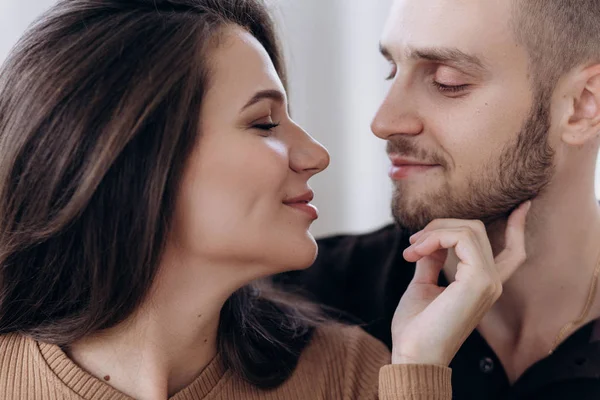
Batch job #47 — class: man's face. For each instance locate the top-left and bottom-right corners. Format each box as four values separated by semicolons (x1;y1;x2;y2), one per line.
373;0;555;233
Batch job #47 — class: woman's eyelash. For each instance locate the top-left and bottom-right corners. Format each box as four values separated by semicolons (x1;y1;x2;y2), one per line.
433;81;470;93
253;122;280;131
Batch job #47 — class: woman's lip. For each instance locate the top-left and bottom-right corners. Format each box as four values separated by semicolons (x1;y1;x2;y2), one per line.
284;190;314;204
286;202;319;220
389;164;440;180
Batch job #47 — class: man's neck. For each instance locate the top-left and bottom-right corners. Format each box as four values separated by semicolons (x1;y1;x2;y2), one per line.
443;180;600;382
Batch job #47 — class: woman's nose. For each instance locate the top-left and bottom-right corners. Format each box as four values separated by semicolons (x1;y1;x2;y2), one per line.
289;124;330;176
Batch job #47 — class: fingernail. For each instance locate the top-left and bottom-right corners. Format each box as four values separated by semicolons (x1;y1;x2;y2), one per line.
414;241;426;250
525;201;532;212
410;231;423;243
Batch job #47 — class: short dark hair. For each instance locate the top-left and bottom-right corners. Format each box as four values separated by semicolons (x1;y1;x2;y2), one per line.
0;0;322;389
512;0;600;97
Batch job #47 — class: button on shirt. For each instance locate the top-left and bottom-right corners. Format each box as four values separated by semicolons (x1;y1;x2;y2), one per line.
276;224;600;399
480;357;495;374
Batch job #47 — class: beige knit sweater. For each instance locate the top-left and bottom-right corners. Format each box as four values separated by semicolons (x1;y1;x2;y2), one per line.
0;324;451;399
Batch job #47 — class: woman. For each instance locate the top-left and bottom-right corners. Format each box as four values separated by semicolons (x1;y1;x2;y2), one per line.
0;0;529;399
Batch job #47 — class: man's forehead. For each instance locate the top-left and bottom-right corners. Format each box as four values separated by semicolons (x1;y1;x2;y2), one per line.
381;0;515;61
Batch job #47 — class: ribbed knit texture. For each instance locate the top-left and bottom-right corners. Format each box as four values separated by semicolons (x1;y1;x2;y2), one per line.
0;325;451;399
379;364;452;400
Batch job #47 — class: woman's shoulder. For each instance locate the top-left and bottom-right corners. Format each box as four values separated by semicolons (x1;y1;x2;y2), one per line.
0;333;39;396
298;325;452;400
307;323;391;363
279;323;390;399
0;332;32;360
0;333;90;400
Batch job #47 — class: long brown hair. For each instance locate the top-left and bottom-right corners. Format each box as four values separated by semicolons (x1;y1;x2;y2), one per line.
0;0;323;389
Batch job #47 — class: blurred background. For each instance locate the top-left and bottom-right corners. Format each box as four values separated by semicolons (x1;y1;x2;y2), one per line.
2;0;599;238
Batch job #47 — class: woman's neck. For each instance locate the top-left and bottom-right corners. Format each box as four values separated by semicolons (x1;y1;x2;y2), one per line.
66;304;221;400
65;248;254;400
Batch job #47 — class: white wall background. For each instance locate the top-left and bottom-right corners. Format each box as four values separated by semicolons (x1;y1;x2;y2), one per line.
1;0;599;238
275;0;395;236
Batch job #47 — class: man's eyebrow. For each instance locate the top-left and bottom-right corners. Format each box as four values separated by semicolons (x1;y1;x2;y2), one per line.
407;47;487;72
379;42;487;72
409;47;486;70
241;89;285;111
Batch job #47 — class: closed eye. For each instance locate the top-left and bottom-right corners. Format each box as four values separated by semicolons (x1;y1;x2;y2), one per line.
433;81;470;94
253;122;280;137
253;122;280;131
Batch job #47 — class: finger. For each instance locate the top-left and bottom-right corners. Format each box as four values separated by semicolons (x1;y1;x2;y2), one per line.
405;230;453;263
404;230;437;262
405;231;448;284
411;249;448;284
497;201;530;261
410;218;487;245
405;277;501;363
494;201;531;280
404;229;486;271
409;231;423;244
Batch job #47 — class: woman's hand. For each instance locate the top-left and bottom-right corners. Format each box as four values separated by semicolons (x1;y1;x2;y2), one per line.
391;201;531;366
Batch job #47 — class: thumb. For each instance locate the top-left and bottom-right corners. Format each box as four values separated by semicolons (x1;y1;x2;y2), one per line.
495;201;531;281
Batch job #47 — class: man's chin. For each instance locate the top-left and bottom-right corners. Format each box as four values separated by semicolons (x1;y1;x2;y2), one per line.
392;199;516;235
391;200;436;234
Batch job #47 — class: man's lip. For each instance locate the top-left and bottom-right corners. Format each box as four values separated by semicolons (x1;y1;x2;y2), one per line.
388;155;438;167
389;164;440;180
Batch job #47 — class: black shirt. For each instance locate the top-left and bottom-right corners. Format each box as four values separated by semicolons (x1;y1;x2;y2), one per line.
276;224;600;399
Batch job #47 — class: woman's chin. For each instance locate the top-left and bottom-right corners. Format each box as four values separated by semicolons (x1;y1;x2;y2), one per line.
270;234;318;273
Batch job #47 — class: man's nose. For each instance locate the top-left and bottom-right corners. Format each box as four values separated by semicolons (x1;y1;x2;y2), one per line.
371;83;424;140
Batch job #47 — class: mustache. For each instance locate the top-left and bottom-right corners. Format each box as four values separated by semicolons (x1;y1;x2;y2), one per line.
386;138;448;168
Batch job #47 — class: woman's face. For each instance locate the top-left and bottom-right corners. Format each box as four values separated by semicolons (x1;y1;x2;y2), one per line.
171;27;329;276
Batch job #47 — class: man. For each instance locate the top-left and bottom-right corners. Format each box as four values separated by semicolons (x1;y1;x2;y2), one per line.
278;0;600;398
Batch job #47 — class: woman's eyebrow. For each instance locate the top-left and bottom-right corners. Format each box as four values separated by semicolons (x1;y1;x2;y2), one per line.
241;89;285;111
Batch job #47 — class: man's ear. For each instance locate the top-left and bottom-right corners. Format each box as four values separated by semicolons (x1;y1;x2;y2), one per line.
561;64;600;146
